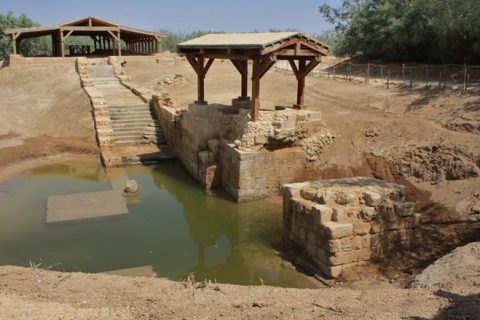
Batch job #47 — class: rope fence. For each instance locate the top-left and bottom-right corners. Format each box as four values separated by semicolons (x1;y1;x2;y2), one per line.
276;60;480;93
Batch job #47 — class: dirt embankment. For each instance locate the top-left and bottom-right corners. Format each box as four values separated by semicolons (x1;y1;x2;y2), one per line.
0;63;99;182
0;265;473;320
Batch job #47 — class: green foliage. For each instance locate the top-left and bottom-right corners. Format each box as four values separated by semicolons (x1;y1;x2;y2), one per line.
312;29;342;54
0;11;52;58
319;0;480;63
158;30;224;52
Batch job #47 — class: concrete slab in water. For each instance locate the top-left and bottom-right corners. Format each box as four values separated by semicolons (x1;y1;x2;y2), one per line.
47;190;128;223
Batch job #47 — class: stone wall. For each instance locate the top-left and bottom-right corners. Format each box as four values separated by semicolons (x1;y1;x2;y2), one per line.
153;99;335;201
283;177;422;278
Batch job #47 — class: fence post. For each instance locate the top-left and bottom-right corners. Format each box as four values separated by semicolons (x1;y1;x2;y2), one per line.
349;61;352;81
409;68;413;90
443;65;447;90
425;66;429;88
387;67;390;89
463;63;467;93
402;63;405;84
380;66;384;83
366;63;370;84
438;68;442;89
333;65;336;79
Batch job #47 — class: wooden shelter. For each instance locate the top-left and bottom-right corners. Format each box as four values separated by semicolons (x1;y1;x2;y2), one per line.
4;16;163;57
177;32;329;121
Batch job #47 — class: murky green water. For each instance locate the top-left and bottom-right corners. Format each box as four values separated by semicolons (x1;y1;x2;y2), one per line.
0;160;316;288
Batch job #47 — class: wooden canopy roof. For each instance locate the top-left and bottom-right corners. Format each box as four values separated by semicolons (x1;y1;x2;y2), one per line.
5;16;164;57
177;32;329;121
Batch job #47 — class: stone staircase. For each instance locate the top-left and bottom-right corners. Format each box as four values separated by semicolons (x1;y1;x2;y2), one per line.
87;64;120;88
78;57;175;167
84;62;166;146
109;104;165;145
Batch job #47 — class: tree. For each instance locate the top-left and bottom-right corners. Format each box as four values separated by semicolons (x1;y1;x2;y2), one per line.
319;0;480;63
0;11;52;58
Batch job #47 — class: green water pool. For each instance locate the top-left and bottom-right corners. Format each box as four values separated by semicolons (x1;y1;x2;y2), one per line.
0;159;317;288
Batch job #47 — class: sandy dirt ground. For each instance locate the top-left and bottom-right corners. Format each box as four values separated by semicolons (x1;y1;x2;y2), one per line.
0;55;479;319
0;264;477;320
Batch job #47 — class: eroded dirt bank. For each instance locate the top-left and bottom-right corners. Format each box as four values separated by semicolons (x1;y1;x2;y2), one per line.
0;63;99;183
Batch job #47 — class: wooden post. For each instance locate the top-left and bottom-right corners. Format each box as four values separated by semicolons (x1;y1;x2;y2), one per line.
366;63;370;84
288;57;320;109
402;64;405;84
186;55;214;105
252;59;261;121
231;59;249;99
425;66;429;87
117;31;121;56
11;34;17;54
463;64;467;93
297;60;306;106
59;30;65;57
348;61;352;81
387;67;390;89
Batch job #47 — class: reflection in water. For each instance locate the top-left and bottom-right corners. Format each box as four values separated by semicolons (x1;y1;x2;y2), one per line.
0;160;318;288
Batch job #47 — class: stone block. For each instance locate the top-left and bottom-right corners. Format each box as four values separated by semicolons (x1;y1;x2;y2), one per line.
336;190;357;205
316;260;344;278
360;206;376;222
328;248;372;266
388;230;408;243
300;187;317;201
328;236;362;253
394;202;415;217
312;204;333;224
352;221;372;235
315;188;335;204
332;207;347;222
322;222;353;239
362;191;382;207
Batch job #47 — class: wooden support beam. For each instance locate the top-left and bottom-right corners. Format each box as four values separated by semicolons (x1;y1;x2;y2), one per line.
289;57;320;108
59;30;64;57
117;31;121;56
63;30;74;40
186;55;215;104
231;59;249;98
250;56;276;121
11;34;17;54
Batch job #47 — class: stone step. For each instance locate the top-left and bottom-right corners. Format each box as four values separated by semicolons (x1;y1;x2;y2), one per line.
112;122;159;128
121;152;177;165
113;131;164;138
108;105;151;111
111;116;155;121
109;109;152;115
113;127;160;133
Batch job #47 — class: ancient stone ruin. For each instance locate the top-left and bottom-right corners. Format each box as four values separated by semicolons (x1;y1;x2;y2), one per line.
154;100;335;202
283;177;422;278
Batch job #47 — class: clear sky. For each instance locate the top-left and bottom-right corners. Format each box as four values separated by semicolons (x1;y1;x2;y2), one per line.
2;0;340;34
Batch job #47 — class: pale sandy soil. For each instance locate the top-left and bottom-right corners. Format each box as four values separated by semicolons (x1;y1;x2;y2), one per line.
0;63;99;183
0;264;476;320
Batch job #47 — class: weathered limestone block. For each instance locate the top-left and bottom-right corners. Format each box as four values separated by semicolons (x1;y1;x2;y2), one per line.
362;191;382;207
322;222;353;239
332;207;347;222
300;187;317;201
283;177;421;278
312;204;333;224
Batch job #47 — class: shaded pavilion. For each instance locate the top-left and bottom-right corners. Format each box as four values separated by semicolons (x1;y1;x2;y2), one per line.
177;32;329;121
4;16;163;57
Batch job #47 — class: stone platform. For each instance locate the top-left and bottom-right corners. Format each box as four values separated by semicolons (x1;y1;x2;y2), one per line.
46;190;128;223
